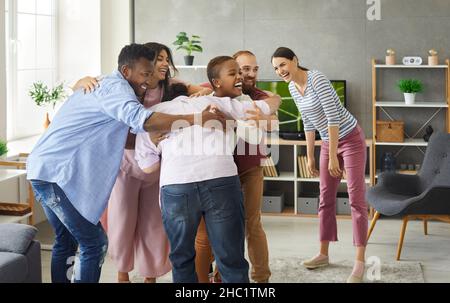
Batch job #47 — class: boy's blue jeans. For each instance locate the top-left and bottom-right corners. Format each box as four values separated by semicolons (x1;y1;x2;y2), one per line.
161;175;249;283
30;180;108;283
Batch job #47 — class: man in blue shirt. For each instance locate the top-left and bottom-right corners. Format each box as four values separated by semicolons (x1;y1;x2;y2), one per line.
27;44;225;283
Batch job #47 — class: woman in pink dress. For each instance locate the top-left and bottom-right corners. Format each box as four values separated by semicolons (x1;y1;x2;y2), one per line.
74;42;212;283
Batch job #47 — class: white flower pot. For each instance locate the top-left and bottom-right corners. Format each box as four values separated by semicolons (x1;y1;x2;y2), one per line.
404;93;416;105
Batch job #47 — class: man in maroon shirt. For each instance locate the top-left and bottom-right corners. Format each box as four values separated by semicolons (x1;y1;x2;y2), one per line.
195;51;280;283
232;50;279;283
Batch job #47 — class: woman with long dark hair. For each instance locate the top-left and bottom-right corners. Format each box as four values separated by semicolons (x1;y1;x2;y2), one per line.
73;42;212;283
271;47;368;283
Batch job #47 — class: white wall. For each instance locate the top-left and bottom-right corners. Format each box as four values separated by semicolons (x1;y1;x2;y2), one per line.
58;0;101;85
100;0;132;74
0;1;6;140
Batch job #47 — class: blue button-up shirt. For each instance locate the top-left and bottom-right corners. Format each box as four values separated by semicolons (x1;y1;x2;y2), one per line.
27;70;152;224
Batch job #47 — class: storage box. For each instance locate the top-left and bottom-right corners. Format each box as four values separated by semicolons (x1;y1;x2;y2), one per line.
376;121;404;143
297;194;319;215
262;192;284;213
336;193;351;215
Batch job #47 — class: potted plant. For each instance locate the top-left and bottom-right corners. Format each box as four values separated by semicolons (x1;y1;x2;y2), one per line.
172;32;203;66
29;82;66;129
0;139;7;160
397;79;424;105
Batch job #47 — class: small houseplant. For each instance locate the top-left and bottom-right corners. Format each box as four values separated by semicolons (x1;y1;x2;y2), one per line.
397;79;424;105
0;139;7;159
29;82;66;128
172;32;203;66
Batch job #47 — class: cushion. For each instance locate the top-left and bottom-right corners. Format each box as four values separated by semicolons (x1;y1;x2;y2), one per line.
0;224;38;254
0;252;28;283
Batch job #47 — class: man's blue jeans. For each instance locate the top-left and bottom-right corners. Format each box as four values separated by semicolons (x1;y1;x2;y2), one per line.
161;175;249;283
30;180;108;283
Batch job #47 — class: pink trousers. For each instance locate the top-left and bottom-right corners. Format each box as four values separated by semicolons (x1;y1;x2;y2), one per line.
100;150;171;278
319;125;368;247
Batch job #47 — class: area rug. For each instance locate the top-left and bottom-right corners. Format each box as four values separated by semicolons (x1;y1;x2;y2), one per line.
268;257;424;283
131;257;424;283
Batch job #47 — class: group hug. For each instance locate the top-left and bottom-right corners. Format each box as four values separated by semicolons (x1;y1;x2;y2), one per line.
27;42;369;284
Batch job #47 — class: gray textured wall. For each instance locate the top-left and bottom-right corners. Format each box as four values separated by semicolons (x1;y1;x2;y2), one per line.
134;0;450;138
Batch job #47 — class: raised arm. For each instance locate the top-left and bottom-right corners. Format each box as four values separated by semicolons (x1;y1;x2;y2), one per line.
187;84;213;98
72;76;100;93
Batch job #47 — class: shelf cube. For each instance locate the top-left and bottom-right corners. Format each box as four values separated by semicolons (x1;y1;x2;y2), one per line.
262;192;285;213
297;194;319;215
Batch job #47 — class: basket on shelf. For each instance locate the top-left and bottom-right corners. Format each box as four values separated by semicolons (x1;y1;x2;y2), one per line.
0;202;32;216
376;120;405;142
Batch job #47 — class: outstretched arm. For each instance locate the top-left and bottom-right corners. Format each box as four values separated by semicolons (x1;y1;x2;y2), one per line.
72;76;100;93
143;105;226;133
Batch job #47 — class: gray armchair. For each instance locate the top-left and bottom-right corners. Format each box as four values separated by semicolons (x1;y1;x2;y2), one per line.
0;224;42;283
366;131;450;260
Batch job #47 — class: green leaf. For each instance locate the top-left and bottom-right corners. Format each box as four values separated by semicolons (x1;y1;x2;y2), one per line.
0;139;8;157
191;45;203;53
29;81;66;108
397;79;424;93
173;32;203;56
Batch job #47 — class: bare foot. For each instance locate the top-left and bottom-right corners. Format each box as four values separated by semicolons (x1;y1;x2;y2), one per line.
144;277;156;283
118;272;131;283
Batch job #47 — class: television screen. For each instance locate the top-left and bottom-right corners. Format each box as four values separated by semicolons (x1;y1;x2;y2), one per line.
256;80;346;134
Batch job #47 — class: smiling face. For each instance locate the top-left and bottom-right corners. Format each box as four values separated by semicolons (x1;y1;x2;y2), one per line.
212;59;243;98
154;49;170;81
121;57;154;99
235;54;259;94
272;56;298;83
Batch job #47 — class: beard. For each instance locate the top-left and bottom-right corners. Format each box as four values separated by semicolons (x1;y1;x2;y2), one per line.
242;79;256;95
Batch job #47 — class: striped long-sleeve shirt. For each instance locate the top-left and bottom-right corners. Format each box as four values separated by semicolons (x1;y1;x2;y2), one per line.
288;70;357;141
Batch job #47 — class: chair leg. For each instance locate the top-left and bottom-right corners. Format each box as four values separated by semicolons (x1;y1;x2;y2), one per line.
396;216;409;261
424;219;428;236
367;211;381;242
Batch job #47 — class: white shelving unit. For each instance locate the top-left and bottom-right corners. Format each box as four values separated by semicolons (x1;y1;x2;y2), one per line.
175;65;207;70
375;138;429;146
375;102;448;108
374;64;448;69
371;59;450;175
263;138;374;217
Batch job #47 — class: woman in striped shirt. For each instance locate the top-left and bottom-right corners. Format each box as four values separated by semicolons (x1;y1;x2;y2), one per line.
272;47;368;283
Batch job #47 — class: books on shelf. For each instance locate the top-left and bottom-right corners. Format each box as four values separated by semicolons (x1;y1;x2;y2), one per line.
298;156;313;178
263;156;279;177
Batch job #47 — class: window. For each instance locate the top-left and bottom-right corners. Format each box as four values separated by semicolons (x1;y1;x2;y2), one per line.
5;0;57;140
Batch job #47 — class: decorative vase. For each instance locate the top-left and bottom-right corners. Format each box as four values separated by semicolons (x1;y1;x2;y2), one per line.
386;55;396;65
428;55;438;66
381;152;396;172
184;55;194;66
404;93;416;105
43;112;51;129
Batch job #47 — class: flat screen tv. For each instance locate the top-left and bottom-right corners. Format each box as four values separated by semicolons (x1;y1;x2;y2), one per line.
256;79;347;140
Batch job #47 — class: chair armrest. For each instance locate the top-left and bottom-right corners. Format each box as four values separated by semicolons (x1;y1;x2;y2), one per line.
377;172;422;196
0;224;38;254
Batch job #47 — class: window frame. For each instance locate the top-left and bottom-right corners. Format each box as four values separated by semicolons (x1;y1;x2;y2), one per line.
5;0;58;140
